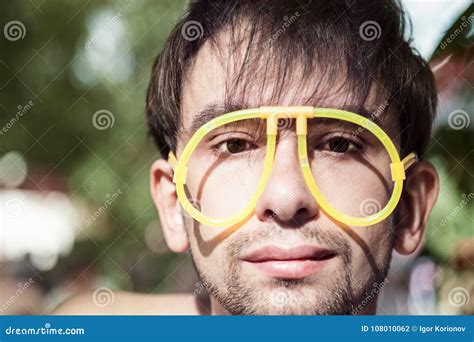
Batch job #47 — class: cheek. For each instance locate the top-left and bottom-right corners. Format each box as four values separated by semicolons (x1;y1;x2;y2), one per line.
186;222;229;280
184;157;264;224
314;153;393;217
319;174;389;203
346;222;394;277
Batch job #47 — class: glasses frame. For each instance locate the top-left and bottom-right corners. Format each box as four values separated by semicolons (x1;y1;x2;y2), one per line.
168;106;417;228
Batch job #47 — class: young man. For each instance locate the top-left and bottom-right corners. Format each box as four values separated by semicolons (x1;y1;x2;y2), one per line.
56;0;439;315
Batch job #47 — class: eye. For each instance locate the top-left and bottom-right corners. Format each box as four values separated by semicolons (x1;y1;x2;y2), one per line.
321;137;361;154
215;138;256;155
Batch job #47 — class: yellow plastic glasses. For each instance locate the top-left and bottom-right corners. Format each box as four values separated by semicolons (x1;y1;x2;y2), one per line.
168;106;417;228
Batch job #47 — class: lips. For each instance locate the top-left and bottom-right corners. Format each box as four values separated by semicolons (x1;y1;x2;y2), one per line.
241;245;336;279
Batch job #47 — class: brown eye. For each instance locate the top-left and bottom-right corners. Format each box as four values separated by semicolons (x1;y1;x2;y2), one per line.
328;137;350;153
212;136;259;157
226;138;248;154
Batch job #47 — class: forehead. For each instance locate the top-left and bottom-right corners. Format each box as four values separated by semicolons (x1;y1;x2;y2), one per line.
180;33;398;145
181;41;229;128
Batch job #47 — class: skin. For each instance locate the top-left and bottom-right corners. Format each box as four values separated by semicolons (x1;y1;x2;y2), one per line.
54;36;439;316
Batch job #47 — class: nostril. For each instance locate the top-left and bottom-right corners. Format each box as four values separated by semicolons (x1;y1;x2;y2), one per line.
293;207;319;225
264;209;277;220
263;206;317;225
295;207;309;218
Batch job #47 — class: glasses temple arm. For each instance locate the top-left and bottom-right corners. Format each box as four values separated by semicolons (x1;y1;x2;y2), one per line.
402;152;418;171
167;151;178;170
390;152;418;182
167;151;179;184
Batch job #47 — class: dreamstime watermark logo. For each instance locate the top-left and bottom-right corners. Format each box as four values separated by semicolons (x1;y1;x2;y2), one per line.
270;288;290;307
352;279;389;314
4;198;26;219
92;287;114;307
371;100;389;119
193;280;208;296
263;12;300;49
448;109;470;130
181;21;203;41
4;322;85;336
359;198;381;216
175;281;209;312
448;287;470;308
92;109;115;130
359;21;381;41
0;100;34;136
440;14;474;50
0;278;35;313
84;189;122;227
4;20;26;41
440;192;473;227
276;108;293;131
351;100;389;139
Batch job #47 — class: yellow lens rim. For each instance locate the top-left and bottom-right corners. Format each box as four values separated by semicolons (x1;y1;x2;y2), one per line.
170;106;416;227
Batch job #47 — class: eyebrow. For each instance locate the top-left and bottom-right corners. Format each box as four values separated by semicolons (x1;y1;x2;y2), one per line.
182;102;383;139
182;102;248;139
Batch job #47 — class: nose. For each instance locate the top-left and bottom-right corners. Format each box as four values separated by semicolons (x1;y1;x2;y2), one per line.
255;136;320;226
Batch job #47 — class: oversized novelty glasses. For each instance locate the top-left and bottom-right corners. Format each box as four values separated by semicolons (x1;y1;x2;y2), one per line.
168;107;417;228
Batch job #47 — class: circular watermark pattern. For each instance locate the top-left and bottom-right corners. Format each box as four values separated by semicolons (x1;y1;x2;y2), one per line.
4;198;25;218
448;287;470;308
268;108;292;131
181;21;203;41
270;288;290;307
277;112;292;131
92;287;115;307
359;21;381;41
359;198;381;216
4;20;26;41
448;110;470;130
92;109;115;130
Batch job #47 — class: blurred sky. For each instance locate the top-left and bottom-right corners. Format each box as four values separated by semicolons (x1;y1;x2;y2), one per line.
402;0;470;58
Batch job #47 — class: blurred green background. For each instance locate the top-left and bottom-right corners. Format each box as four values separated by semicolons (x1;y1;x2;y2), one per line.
0;1;472;315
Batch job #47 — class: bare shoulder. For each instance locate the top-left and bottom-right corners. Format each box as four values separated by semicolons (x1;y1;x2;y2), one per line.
52;291;208;315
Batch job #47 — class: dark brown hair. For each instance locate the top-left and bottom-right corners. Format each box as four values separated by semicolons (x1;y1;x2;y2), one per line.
145;0;437;158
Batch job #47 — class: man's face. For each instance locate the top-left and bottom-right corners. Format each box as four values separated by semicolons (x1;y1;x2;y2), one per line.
175;40;399;315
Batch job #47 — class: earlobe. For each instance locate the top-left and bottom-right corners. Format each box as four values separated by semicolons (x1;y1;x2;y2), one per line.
150;159;189;253
394;160;439;255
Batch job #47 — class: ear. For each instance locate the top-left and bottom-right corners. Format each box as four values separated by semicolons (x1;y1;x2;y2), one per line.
150;159;189;253
394;160;439;255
